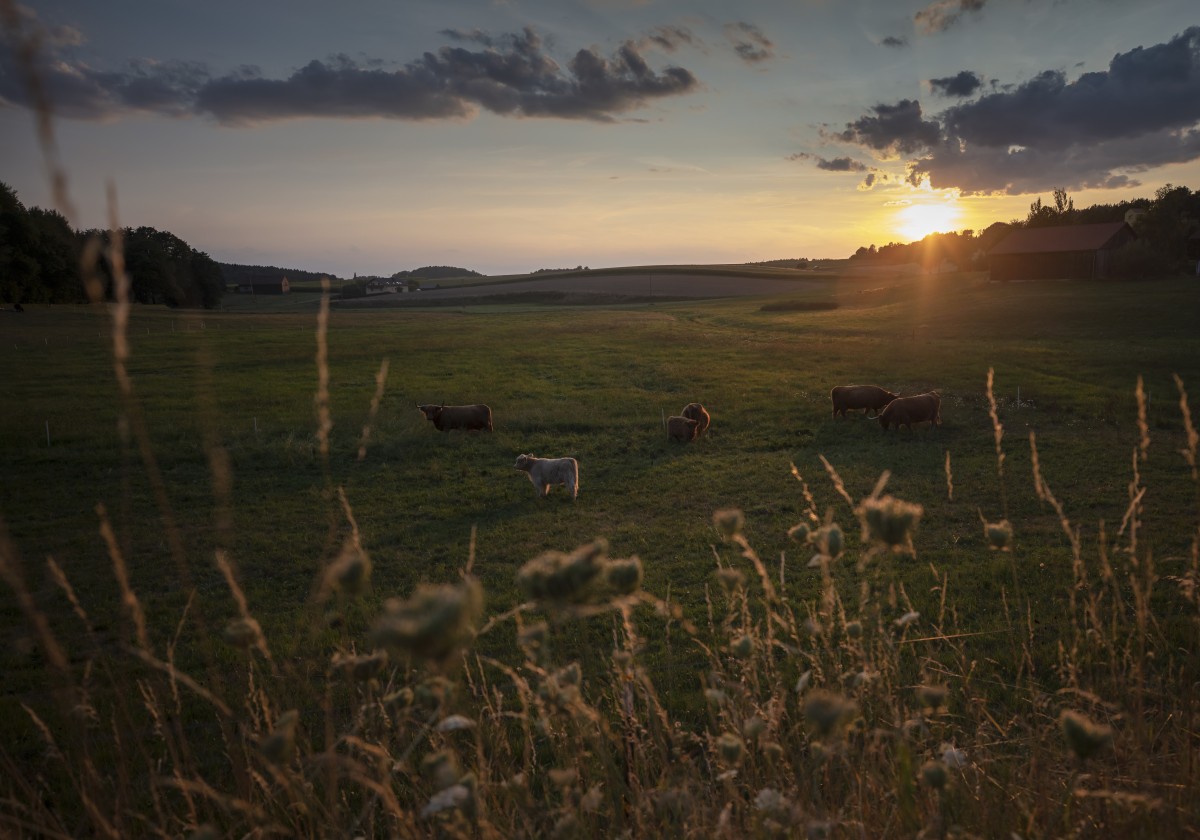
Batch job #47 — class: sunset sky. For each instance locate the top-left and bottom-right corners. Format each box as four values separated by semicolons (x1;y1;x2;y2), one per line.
2;1;1198;276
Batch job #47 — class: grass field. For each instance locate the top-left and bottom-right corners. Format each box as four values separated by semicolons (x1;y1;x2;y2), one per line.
3;272;1200;836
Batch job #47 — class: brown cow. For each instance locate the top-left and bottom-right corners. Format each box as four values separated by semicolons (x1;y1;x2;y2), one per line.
831;385;898;418
681;402;711;436
417;403;493;432
667;415;701;442
878;392;941;431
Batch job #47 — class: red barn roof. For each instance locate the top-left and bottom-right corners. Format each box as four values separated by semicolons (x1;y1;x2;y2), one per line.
988;221;1134;256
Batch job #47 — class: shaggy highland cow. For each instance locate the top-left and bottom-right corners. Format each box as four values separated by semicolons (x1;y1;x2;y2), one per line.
514;454;579;499
667;415;701;443
681;402;711;436
878;392;941;432
830;385;898;419
417;403;493;432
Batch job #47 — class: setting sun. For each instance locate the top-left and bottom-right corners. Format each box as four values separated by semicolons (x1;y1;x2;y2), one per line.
894;202;964;241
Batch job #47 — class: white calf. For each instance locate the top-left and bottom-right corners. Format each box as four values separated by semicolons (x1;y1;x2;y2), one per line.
514;454;579;500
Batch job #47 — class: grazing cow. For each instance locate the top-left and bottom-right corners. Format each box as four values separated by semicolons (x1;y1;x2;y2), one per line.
681;402;711;436
830;385;898;418
667;415;701;443
878;392;941;432
417;403;493;432
514;454;579;499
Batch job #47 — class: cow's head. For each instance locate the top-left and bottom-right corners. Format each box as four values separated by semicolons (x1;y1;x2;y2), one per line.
514;454;534;472
417;404;442;421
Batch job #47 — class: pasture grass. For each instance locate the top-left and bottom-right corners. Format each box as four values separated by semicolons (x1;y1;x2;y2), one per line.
2;274;1200;836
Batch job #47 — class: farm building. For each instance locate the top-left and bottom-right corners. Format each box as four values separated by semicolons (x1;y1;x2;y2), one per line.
987;222;1136;282
237;277;290;294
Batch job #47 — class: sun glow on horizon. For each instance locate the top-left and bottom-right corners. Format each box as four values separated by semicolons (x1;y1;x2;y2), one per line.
893;201;964;242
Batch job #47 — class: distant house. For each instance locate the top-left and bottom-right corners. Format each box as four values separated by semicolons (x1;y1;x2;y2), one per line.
238;277;290;294
365;278;407;294
1124;208;1147;228
987;222;1136;282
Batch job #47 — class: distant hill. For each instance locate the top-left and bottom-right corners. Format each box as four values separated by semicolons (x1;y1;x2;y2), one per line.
391;266;484;280
220;263;344;286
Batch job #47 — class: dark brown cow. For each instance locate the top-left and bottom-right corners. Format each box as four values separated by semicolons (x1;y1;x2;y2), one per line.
830;385;898;418
667;415;700;443
878;392;941;431
681;402;711;436
417;403;493;432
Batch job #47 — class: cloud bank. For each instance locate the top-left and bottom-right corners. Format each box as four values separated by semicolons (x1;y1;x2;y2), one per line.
830;26;1200;194
0;23;699;124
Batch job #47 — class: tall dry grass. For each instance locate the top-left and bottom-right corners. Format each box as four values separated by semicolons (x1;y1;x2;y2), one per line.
3;12;1200;835
3;317;1199;835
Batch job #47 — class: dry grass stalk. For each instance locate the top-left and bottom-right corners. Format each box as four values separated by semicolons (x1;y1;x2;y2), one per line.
215;550;272;662
1135;375;1150;462
944;450;954;502
986;367;1009;517
818;454;855;511
1174;374;1199;482
0;521;70;675
789;462;820;524
357;358;390;461
96;503;149;651
315;278;333;461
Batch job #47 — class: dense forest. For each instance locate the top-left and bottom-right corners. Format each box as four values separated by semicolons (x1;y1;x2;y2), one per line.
849;185;1200;275
1;183;223;308
390;266;484;280
219;263;344;288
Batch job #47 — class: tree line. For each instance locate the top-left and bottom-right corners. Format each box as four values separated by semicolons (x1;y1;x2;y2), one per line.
1;182;223;308
850;184;1200;275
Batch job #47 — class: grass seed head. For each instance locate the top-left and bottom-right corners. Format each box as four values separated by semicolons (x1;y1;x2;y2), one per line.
714;508;745;540
716;732;745;764
259;710;299;764
814;523;844;558
605;556;643;595
845;620;863;639
918;683;948;711
920;760;948;789
743;716;767;739
422;749;462;791
323;539;371;597
223;617;263;649
372;579;482;664
717;567;746;591
731;634;755;658
804;689;857;738
517;540;610;606
1061;710;1113;762
788;522;812;543
856;495;923;552
331;649;388;682
985;519;1014;551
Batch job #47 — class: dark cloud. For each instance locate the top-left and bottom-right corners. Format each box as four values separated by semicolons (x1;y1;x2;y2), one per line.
928;70;982;97
723;22;774;64
833;99;942;155
914;0;988;35
816;156;869;172
788;152;871;173
881;36;909;49
0;24;699;125
440;28;496;47
909;127;1200;194
832;27;1200;194
641;25;695;52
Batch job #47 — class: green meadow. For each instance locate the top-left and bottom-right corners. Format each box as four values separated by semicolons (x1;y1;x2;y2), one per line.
3;272;1200;836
